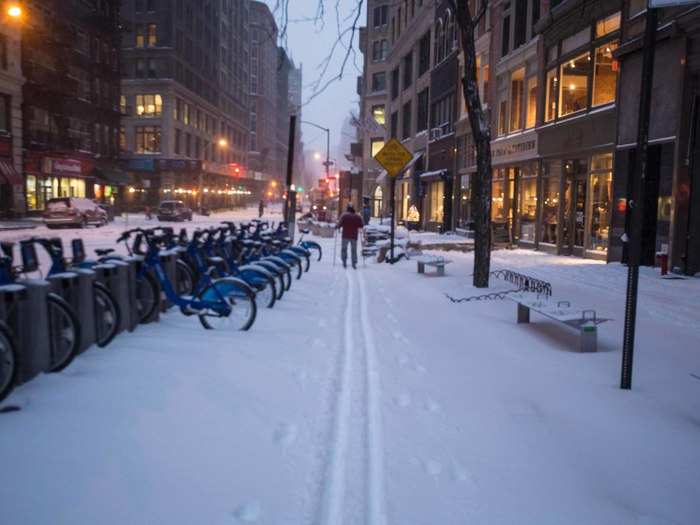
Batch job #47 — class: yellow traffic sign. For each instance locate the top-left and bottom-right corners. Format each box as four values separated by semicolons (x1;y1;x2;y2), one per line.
374;138;413;178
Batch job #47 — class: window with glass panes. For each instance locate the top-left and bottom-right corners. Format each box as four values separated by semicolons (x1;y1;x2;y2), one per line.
545;11;620;122
135;94;163;117
135;126;161;154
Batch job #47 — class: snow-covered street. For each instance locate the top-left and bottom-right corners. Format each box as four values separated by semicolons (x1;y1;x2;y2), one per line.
1;209;699;524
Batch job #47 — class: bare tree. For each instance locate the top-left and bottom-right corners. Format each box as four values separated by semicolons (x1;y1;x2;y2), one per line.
449;0;492;288
275;0;492;286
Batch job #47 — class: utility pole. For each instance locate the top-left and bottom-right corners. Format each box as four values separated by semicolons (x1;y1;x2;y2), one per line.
284;115;297;237
621;7;658;390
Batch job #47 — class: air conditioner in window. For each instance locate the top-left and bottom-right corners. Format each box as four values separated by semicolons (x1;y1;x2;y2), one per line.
430;128;442;140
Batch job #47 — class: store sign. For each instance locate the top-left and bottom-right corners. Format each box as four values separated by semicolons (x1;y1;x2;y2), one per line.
492;133;538;165
126;158;155;172
47;158;82;176
649;1;700;6
155;159;202;172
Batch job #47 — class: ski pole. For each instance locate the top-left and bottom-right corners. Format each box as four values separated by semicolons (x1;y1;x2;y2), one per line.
332;228;338;267
361;231;367;267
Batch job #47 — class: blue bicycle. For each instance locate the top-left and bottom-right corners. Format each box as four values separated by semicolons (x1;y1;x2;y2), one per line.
117;228;257;331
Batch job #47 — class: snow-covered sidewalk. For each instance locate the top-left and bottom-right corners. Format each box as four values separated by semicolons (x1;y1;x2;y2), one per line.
0;218;698;524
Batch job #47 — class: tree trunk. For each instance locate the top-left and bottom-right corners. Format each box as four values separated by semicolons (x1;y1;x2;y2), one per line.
454;0;492;288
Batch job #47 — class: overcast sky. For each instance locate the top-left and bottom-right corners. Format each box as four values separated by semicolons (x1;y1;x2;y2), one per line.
263;0;366;174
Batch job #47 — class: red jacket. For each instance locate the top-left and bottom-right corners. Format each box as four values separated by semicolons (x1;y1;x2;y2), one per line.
337;212;364;240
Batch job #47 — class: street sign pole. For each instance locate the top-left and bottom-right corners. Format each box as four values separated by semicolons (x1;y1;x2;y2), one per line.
372;138;414;263
621;7;658;390
390;176;396;260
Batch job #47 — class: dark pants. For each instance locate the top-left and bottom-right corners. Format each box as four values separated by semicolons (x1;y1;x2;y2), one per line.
341;238;358;266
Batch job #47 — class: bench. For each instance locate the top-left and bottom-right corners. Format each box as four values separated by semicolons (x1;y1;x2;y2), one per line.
507;292;610;353
414;255;452;277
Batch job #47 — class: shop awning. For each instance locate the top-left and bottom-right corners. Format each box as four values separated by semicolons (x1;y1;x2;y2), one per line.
399;152;424;179
0;160;23;185
93;166;130;186
420;169;448;180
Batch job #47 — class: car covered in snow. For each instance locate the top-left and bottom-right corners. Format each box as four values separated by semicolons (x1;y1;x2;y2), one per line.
43;197;108;229
157;200;193;222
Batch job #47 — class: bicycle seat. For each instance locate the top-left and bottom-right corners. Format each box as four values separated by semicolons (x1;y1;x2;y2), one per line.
95;248;115;256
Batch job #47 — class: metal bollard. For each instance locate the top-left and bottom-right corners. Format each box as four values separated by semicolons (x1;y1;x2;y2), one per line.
47;271;96;354
122;257;140;331
93;263;127;335
6;280;52;383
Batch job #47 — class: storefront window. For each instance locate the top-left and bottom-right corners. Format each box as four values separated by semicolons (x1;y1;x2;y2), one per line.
26;175;39;211
526;76;537;129
592;41;619;106
545;69;558;122
519;175;538;242
458;174;471;228
429;180;444;223
373;186;383;217
559;52;591;117
540;174;560;245
400;181;410;219
588;153;613;253
491;169;515;224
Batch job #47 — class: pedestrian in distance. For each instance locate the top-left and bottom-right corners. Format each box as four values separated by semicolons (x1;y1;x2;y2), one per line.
258;199;265;218
336;204;364;269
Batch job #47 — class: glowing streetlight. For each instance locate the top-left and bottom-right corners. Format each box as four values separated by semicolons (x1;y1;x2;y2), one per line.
314;152;321;160
217;138;228;148
270;180;278;188
7;4;22;18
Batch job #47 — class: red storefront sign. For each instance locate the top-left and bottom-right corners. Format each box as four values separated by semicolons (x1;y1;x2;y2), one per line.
45;158;82;177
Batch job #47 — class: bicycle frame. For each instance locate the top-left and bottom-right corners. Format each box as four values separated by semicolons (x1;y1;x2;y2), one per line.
139;239;231;316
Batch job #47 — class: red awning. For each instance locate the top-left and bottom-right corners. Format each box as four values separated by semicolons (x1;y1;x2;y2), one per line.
0;160;23;185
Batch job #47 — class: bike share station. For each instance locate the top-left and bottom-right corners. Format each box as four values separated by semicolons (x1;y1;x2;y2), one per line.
0;218;321;408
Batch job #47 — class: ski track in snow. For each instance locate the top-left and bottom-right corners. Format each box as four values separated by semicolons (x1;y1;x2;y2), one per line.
316;269;387;525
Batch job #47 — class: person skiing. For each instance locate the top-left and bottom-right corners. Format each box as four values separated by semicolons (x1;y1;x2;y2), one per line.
336;203;364;269
258;199;265;218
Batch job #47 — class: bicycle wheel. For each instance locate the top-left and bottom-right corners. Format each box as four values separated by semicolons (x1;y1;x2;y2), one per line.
303;241;322;262
198;277;257;331
281;253;303;280
47;293;81;373
0;321;17;403
175;259;195;296
135;271;159;324
239;267;276;309
289;247;311;272
254;261;287;297
93;282;121;348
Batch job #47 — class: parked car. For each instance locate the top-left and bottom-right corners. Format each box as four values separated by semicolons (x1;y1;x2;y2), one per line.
157;200;193;222
43;197;108;229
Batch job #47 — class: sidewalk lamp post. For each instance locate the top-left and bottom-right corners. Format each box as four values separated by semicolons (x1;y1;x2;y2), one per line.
302;120;333;211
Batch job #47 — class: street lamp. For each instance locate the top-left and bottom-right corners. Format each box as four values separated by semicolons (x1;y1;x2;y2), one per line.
314;152;321;160
7;4;22;18
217;138;228;148
302;120;332;214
